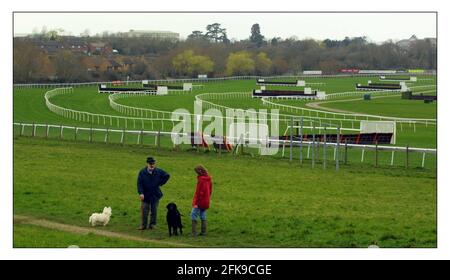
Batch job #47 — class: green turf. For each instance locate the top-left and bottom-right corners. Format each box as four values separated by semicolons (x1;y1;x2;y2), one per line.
14;137;436;248
13;76;437;149
13;75;437;248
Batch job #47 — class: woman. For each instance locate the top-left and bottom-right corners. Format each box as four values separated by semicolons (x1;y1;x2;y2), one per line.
191;165;213;236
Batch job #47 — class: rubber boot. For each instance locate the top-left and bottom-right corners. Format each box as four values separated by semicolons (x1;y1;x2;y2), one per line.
191;220;198;237
200;220;207;236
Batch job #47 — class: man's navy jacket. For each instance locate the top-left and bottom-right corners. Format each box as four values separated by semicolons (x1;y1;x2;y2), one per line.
137;167;170;202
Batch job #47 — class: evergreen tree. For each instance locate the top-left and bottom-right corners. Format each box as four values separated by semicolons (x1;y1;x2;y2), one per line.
250;23;265;47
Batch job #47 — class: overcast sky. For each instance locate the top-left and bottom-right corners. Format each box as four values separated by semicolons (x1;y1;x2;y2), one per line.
13;12;436;42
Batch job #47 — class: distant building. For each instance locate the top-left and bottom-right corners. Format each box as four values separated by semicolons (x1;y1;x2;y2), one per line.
107;59;122;72
82;56;125;72
68;39;89;54
123;29;179;41
38;40;64;55
29;37;90;55
88;42;113;55
121;57;134;70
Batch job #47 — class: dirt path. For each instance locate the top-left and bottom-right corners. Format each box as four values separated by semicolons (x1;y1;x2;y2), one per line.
305;94;401;114
14;215;194;247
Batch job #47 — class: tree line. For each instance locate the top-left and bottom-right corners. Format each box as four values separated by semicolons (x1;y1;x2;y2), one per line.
13;23;436;83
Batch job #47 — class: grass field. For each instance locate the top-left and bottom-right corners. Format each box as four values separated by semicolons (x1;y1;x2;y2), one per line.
14;137;436;248
313;96;437;119
13;75;437;248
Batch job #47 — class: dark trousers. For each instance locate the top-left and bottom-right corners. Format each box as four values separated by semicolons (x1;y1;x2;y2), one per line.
141;198;159;227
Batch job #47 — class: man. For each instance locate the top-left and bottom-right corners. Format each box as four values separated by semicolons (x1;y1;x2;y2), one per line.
137;157;170;230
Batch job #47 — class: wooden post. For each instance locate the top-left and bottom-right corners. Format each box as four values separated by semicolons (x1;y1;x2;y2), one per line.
45;124;49;139
121;129;125;145
32;122;36;137
105;128;109;144
20;123;23;136
75;127;78;141
59;124;63;139
140;130;144;146
89;126;93;142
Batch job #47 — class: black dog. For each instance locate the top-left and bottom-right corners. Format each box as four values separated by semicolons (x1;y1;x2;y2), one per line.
166;202;183;236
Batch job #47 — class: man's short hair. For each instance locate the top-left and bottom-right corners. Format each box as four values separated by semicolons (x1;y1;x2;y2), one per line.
146;157;156;164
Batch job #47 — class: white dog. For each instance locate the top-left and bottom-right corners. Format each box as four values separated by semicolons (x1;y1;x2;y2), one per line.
89;207;112;226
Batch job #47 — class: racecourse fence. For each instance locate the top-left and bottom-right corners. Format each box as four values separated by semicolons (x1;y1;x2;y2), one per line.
45;87;178;131
13;122;437;170
45;88;341;136
13;73;436;89
42;84;435;143
260;97;436;126
196;91;436;131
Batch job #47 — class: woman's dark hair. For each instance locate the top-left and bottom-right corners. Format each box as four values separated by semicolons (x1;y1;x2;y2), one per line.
194;165;208;176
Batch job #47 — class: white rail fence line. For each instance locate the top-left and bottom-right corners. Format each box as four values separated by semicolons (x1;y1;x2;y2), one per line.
13;122;437;168
194;92;346;129
260;96;435;121
196;91;436;130
109;92;324;125
45;87;179;131
43;85;435;140
109;93;175;120
46;88;337;132
108;90;376;132
325;90;399;99
261;97;436;129
253;83;436;101
410;84;437;89
103;81;435;130
109;91;348;131
13;73;436;89
45;83;433;142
